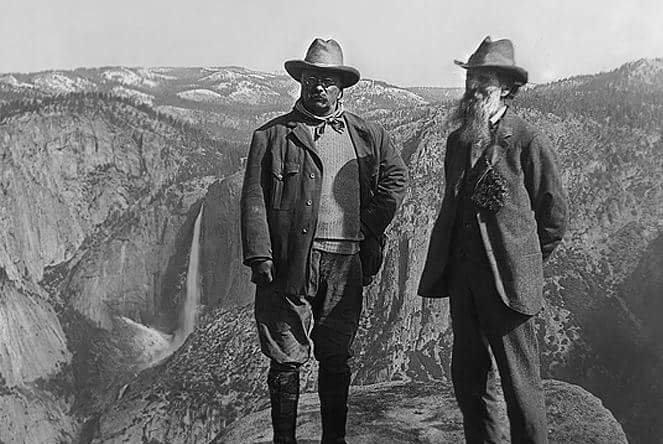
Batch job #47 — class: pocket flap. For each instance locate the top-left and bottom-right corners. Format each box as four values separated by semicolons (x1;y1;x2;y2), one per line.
284;161;300;175
272;162;300;180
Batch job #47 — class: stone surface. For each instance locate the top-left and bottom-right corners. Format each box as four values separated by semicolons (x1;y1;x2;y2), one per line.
218;379;628;444
0;279;70;388
199;173;252;309
0;387;77;444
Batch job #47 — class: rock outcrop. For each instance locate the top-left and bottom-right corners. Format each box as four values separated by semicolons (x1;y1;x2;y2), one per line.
0;280;69;388
90;305;266;444
199;173;252;308
92;302;629;444
0;280;75;444
0;387;77;444
219;379;628;444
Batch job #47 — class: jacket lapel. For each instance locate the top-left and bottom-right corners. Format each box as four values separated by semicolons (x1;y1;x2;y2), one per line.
285;112;322;165
491;108;515;164
447;141;470;198
344;112;373;160
344;112;378;206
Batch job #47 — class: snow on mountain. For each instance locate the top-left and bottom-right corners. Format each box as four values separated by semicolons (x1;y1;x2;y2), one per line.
354;79;427;104
209;81;232;92
345;79;427;113
32;73;95;94
135;67;178;81
200;70;243;83
0;75;19;87
110;86;154;104
177;88;226;103
227;80;280;105
102;68;158;88
619;58;663;84
200;67;278;84
0;75;37;91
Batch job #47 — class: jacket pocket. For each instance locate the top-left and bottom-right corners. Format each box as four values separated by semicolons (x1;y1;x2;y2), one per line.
271;161;300;210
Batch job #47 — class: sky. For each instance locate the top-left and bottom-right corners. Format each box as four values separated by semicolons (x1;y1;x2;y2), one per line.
1;0;661;87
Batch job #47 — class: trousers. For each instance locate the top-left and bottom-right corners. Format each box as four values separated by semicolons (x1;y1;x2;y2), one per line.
449;259;548;444
255;249;363;373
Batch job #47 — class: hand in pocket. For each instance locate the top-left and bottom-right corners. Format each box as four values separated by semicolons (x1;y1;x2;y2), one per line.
359;234;384;278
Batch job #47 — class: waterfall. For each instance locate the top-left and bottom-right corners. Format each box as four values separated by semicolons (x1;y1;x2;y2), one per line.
176;203;204;342
117;202;206;371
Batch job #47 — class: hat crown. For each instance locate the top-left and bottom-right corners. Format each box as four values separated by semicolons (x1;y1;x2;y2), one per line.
455;36;528;85
468;37;517;67
304;38;345;66
284;38;360;87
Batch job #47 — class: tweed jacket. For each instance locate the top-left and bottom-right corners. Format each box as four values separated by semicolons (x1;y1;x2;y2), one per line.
417;109;568;315
241;109;407;296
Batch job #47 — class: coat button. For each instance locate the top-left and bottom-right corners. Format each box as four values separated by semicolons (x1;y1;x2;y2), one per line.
302;228;308;234
306;200;312;206
309;173;315;179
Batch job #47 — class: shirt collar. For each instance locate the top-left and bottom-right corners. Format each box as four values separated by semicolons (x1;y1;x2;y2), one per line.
490;105;507;127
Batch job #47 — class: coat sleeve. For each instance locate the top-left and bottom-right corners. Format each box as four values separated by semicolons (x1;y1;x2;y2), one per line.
522;133;568;261
240;129;272;266
417;133;457;298
444;132;457;184
360;124;408;237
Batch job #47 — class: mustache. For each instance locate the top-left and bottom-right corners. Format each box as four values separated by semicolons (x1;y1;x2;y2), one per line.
452;91;489;123
458;88;490;108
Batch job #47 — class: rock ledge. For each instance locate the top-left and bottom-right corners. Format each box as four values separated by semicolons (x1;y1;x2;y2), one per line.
218;379;627;444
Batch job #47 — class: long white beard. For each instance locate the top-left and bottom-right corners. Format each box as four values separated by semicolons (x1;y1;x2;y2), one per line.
452;89;501;151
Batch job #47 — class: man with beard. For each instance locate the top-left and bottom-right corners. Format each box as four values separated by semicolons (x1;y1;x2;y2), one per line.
241;38;407;443
418;37;568;443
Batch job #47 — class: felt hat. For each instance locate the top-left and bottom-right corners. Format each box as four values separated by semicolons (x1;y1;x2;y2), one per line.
285;38;360;88
455;36;528;85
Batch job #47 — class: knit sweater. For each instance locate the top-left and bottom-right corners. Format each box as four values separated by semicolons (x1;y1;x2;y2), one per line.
307;122;362;254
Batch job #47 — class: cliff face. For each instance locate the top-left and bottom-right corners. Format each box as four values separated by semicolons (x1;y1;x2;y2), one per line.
0;94;241;440
0;280;69;388
199;173;253;308
0;280;74;444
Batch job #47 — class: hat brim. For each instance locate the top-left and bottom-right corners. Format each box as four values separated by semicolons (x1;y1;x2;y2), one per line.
284;60;360;88
454;60;528;85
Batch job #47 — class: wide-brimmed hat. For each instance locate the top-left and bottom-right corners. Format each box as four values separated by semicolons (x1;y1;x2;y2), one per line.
285;38;360;88
455;36;528;85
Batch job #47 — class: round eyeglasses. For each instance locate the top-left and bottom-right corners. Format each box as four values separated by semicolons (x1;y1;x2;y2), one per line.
301;75;339;89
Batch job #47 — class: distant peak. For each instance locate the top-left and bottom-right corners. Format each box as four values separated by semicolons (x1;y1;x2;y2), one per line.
617;57;663;83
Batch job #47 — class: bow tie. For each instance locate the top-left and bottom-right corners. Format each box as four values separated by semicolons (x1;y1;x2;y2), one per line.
312;117;345;140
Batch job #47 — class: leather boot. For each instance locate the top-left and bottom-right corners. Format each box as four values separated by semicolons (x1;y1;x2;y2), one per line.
318;369;351;444
267;368;300;444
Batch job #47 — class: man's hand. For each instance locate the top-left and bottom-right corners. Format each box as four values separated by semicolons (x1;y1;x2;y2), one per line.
251;259;275;286
359;234;384;281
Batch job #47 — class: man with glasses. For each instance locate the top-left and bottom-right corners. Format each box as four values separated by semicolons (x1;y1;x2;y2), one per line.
241;38;407;443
